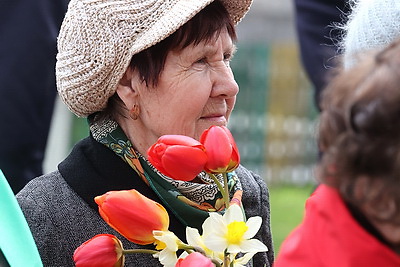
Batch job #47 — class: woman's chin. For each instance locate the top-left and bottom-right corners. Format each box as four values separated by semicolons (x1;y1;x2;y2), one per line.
199;116;227;127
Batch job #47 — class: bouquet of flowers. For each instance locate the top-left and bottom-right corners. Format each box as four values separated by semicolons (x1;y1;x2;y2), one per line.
73;126;268;267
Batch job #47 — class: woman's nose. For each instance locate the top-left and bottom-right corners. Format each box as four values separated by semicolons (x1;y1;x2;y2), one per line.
210;65;239;98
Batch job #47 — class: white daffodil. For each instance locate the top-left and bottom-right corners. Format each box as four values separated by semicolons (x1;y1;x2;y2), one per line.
186;227;209;253
203;204;268;254
153;230;183;267
186;227;224;263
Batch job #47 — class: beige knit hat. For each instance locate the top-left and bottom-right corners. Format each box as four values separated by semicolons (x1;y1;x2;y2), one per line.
56;0;252;117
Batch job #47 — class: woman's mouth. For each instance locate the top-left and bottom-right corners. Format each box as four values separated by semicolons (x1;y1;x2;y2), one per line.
200;114;227;125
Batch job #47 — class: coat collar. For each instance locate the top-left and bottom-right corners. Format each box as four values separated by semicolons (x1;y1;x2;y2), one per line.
58;135;186;240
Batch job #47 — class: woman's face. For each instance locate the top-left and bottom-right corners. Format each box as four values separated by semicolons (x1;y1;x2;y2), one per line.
124;30;238;153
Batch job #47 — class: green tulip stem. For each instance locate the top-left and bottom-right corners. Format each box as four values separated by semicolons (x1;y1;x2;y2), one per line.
222;172;230;208
209;173;230;208
122;249;158;255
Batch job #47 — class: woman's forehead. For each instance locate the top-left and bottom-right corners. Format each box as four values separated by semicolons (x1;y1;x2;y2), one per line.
176;34;235;56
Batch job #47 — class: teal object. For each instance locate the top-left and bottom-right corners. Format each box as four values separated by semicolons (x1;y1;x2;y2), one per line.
0;170;43;266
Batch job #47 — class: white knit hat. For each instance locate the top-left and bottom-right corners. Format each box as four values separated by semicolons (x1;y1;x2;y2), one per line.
342;0;400;69
56;0;252;117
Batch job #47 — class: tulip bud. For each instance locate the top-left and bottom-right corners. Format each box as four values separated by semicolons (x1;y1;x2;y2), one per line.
175;252;215;267
73;234;124;267
200;126;240;173
95;190;169;245
147;135;208;181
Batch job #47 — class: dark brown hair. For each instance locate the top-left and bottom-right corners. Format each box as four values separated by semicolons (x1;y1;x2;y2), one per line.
318;39;400;224
97;0;236;121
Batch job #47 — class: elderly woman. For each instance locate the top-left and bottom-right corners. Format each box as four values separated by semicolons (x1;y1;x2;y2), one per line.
16;0;274;266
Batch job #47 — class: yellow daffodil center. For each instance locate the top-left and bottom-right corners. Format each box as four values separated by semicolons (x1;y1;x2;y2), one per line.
154;240;166;250
226;221;248;244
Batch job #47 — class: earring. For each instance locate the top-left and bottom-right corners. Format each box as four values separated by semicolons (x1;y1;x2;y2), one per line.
129;104;140;120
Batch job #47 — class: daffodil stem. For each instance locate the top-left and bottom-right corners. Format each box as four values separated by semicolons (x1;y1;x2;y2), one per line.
181;245;221;267
180;244;196;255
122;249;158;255
209;173;230;208
188;245;206;256
223;254;230;266
212;259;222;267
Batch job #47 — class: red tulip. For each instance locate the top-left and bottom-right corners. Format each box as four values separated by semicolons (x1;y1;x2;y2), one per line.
73;234;124;267
175;252;215;267
95;190;169;245
147;135;208;181
200;126;240;173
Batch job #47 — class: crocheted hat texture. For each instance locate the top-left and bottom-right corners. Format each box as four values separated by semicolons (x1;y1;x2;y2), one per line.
56;0;252;117
343;0;400;69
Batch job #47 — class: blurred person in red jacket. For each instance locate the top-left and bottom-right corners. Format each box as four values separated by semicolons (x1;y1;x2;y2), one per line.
274;38;400;267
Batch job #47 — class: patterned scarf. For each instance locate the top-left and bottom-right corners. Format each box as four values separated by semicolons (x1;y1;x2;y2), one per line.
89;117;243;230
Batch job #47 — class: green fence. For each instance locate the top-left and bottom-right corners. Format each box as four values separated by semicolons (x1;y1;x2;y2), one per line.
230;42;318;185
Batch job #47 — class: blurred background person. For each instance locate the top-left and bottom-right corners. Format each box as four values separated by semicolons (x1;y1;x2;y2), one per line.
341;0;400;69
0;0;69;193
274;0;400;264
293;0;349;111
274;38;400;267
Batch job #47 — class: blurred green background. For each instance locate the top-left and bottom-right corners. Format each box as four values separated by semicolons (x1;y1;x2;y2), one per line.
270;184;314;255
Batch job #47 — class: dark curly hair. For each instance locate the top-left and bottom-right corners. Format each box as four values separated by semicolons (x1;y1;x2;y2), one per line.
318;39;400;224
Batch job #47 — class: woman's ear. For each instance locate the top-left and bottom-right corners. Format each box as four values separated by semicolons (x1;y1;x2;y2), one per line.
116;67;139;109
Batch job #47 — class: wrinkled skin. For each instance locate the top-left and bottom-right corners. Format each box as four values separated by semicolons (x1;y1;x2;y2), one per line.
116;29;238;157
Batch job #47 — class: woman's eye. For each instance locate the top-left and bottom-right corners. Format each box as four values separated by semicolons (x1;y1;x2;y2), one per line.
224;53;232;62
223;54;233;67
195;58;207;64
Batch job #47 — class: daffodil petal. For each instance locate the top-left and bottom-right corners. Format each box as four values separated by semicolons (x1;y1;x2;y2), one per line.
233;261;246;267
224;204;244;223
153;231;180;251
158;248;178;267
203;234;228;252
202;214;223;238
243;216;262;239
202;215;214;236
186;227;202;247
239;239;268;253
205;212;226;234
227;243;242;253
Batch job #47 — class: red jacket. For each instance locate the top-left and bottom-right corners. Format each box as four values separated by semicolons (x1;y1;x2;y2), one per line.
274;184;400;267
